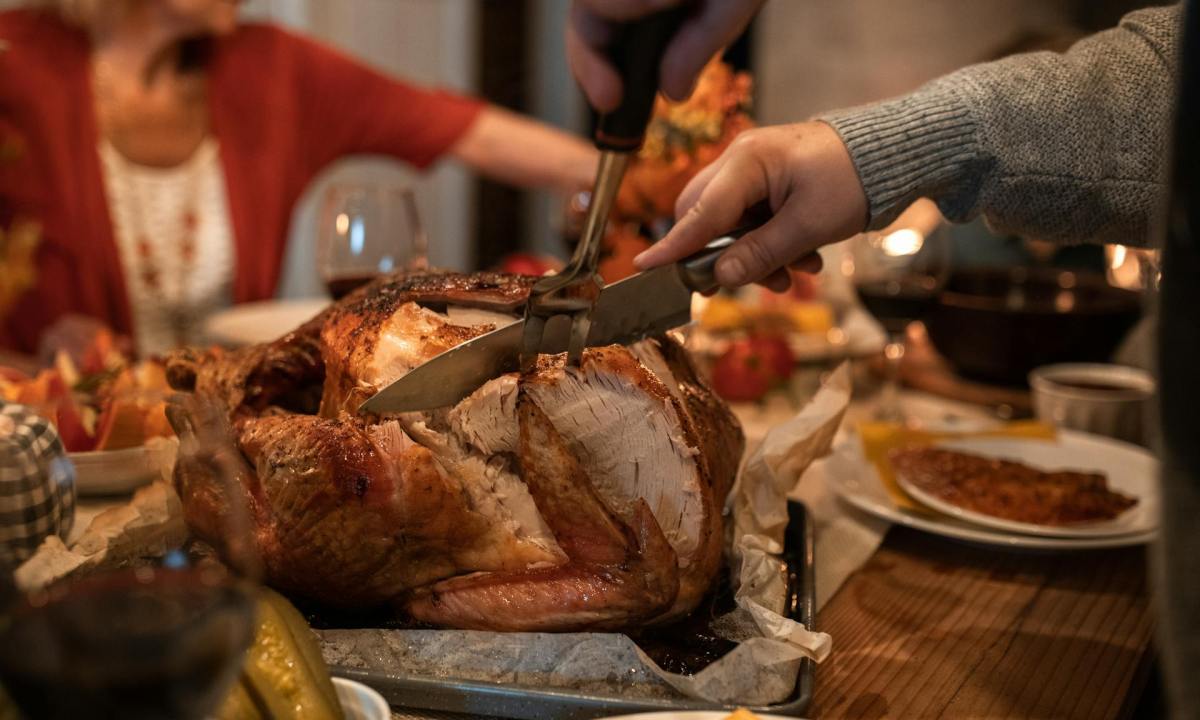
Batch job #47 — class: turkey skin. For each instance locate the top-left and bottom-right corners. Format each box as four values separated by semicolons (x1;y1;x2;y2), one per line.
167;272;743;630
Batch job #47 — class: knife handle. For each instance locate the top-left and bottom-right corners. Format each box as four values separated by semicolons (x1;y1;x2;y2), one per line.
675;203;820;292
594;5;690;152
677;237;735;294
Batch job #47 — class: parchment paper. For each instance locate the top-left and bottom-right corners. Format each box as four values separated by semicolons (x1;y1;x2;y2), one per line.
320;365;851;706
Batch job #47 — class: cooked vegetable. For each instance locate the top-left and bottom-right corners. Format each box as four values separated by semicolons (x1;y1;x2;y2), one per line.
216;589;343;720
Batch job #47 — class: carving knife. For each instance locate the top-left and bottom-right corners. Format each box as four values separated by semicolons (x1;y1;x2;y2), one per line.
359;236;733;414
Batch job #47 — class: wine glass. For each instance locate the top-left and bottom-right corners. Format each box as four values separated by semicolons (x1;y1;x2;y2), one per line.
318;182;428;300
0;396;260;719
848;220;952;422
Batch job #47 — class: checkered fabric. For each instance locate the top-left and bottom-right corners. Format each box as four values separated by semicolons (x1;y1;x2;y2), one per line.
0;402;76;566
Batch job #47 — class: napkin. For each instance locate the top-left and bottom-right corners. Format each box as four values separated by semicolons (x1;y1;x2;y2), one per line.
857;420;1058;511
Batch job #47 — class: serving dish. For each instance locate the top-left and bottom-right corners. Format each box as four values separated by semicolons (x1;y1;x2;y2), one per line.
69;444;162;496
325;501;816;720
924;267;1142;385
825;430;1158;550
333;677;390;720
893;436;1155;538
203;298;330;347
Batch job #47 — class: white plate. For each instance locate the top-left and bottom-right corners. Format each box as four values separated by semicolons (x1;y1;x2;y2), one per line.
204;298;329;347
333;677;390;720
598;713;798;720
824;429;1159;551
70;438;175;496
894;436;1155;538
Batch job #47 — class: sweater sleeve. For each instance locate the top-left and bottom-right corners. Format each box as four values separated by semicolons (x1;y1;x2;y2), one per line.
819;4;1182;246
287;30;485;173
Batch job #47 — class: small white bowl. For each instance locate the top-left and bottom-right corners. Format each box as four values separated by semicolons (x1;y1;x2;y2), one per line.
1029;363;1155;444
333;677;390;720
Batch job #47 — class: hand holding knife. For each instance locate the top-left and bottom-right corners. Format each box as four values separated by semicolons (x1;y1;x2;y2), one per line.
358;7;818;415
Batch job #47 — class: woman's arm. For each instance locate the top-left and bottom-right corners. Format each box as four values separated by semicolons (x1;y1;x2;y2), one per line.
448;105;597;194
288;29;594;193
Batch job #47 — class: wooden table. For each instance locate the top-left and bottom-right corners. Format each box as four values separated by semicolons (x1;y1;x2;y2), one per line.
812;527;1154;719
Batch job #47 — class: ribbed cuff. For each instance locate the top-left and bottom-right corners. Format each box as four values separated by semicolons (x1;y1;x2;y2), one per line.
818;77;986;229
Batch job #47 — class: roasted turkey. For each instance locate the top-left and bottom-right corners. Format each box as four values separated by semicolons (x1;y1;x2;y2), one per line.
167;271;743;631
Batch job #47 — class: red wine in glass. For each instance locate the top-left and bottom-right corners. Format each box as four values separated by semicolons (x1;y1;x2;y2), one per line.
319;183;427;300
324;273;378;300
0;566;255;720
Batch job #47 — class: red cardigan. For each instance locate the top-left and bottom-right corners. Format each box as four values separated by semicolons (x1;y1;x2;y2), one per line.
0;10;483;353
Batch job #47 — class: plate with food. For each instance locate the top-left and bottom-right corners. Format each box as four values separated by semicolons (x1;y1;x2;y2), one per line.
824;429;1158;550
890;436;1155;538
0;331;176;495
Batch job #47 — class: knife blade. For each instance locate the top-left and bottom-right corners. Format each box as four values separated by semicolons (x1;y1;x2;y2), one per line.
359;237;733;414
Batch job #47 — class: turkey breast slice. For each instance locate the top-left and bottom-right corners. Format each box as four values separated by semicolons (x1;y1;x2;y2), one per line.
520;348;706;569
401;409;565;568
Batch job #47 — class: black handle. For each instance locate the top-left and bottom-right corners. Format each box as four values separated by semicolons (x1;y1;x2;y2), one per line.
672;201;820;292
595;5;690;151
677;237;735;294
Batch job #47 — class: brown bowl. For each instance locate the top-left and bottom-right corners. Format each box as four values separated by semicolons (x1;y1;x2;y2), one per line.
924;267;1143;386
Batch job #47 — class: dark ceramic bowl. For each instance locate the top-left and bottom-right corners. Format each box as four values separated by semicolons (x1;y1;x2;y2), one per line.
924;267;1143;386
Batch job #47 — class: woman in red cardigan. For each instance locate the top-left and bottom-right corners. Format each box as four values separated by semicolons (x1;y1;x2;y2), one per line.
0;1;597;355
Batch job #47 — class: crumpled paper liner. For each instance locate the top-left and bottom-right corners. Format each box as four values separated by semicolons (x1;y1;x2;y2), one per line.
320;365;851;706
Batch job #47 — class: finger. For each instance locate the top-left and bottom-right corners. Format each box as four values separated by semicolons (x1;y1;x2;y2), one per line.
759;268;792;293
635;152;767;269
660;0;764;101
567;6;623;112
714;196;816;286
789;252;824;274
673;154;727;220
576;0;683;21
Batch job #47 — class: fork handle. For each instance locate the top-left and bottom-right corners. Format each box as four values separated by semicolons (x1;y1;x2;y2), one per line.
595;5;690;151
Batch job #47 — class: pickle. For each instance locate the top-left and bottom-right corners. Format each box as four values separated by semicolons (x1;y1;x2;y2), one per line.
260;588;341;712
217;590;344;720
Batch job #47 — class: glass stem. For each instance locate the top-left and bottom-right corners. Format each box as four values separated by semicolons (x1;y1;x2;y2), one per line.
878;330;907;423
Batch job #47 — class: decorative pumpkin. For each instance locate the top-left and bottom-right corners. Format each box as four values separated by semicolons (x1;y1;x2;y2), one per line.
0;403;76;566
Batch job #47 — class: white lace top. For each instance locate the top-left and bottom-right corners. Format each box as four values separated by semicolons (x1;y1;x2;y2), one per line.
98;138;235;357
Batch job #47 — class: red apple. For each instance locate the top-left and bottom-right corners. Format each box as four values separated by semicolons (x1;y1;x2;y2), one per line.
710;335;795;403
712;342;772;402
751;335;795;381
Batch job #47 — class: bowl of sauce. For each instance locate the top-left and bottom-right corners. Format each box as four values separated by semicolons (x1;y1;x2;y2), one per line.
1029;362;1155;445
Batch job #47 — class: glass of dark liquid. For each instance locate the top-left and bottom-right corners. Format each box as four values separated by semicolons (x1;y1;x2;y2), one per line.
318;182;428;300
0;397;260;719
849;220;952;421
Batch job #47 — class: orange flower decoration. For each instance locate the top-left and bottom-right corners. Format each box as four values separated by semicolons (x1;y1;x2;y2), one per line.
616;59;754;224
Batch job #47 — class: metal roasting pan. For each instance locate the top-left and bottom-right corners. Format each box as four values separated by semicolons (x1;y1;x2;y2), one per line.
330;500;816;719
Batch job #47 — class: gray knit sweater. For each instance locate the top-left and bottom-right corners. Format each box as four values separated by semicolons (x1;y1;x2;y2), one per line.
820;4;1182;246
